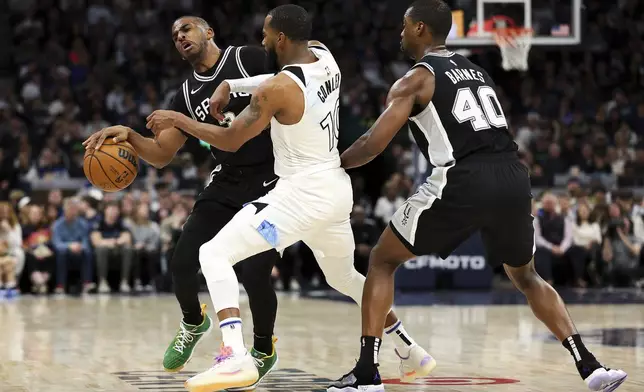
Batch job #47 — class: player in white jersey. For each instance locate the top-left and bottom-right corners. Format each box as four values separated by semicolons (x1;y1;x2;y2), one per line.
146;5;435;392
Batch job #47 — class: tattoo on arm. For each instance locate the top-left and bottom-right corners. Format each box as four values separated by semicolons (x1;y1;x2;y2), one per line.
242;93;267;128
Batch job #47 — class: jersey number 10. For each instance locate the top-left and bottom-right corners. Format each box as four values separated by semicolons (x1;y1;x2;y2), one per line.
452;86;508;131
319;98;340;151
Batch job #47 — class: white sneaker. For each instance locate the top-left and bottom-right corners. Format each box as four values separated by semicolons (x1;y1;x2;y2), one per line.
98;281;110;294
395;344;437;382
120;281;131;293
134;280;143;292
185;346;259;392
585;368;627;391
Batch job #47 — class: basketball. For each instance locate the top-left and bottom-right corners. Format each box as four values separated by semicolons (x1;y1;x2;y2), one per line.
83;140;139;192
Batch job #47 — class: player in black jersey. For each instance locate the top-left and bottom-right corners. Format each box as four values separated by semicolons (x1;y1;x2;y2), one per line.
83;16;279;389
329;1;627;392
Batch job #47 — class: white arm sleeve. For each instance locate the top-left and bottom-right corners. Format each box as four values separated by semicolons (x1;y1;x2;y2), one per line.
225;74;273;94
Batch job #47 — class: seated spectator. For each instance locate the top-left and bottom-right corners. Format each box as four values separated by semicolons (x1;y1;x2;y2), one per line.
559;195;574;221
350;205;379;275
373;182;404;227
120;194;136;225
80;195;101;229
602;209;643;287
47;189;63;218
52;198;94;294
91;202;133;293
22;205;55;294
534;193;573;285
569;203;602;287
0;202;24;296
128;203;160;291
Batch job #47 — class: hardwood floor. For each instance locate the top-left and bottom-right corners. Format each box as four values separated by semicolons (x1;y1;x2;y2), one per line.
1;293;642;391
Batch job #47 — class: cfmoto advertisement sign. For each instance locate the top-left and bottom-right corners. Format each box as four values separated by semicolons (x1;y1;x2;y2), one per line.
395;233;494;290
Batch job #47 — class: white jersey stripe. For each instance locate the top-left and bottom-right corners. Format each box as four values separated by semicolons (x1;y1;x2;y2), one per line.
182;81;197;120
412;62;435;75
193;47;233;82
235;47;250;78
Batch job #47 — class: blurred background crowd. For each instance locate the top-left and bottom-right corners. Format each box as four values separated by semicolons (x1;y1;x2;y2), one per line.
0;0;643;296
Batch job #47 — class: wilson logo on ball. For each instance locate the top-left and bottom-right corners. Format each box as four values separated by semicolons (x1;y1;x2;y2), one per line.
118;148;138;169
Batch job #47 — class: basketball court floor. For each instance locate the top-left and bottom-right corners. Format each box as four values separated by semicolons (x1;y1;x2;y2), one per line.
1;290;643;392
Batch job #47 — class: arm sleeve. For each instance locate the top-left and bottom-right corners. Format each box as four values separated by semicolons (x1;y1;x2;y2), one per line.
226;74;273;94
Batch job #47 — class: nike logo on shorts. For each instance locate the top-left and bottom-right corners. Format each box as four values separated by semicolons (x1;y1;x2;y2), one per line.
263;178;278;187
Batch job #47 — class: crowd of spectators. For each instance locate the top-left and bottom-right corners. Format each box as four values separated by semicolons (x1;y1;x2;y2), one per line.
0;0;643;295
534;188;644;289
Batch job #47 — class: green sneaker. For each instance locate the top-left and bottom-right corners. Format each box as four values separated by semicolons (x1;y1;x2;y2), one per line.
227;337;279;391
163;304;213;372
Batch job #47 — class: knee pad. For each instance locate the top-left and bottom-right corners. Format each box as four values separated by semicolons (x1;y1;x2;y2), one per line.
317;256;365;305
199;241;235;282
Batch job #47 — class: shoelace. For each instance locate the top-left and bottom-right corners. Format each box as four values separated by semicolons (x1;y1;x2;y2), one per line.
253;356;265;368
173;324;195;354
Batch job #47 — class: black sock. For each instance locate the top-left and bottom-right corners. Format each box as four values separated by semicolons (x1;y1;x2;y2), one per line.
182;306;204;326
562;334;601;379
253;334;273;355
355;336;381;382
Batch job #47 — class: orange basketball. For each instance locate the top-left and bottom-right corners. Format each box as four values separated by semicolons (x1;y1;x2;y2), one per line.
84;140;139;192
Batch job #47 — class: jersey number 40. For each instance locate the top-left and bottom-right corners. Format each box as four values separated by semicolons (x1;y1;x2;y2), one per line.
319;98;341;151
452;86;508;131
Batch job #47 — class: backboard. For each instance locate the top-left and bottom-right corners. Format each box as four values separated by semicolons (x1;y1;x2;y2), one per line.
447;0;582;46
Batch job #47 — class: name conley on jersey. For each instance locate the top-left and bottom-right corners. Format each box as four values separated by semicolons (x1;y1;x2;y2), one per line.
444;68;485;85
317;73;341;103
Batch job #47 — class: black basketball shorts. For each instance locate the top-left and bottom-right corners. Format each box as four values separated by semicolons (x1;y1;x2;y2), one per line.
389;152;535;268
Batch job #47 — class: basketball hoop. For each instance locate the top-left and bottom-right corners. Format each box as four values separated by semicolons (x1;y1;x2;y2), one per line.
494;28;533;71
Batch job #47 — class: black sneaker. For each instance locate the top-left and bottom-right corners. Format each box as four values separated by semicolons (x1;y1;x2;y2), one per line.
327;367;385;392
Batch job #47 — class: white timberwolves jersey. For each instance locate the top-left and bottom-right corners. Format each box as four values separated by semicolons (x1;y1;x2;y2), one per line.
270;44;342;178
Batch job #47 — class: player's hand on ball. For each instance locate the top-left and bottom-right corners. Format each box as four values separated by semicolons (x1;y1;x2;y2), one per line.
83;126;131;150
209;82;231;122
146;110;182;135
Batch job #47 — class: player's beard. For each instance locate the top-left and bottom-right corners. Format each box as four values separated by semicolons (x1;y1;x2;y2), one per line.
400;39;413;60
265;46;281;74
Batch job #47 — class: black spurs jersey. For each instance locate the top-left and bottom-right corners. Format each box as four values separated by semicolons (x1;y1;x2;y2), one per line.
407;51;517;168
171;45;274;179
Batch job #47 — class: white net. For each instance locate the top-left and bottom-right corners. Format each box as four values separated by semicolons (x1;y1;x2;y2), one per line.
495;28;533;71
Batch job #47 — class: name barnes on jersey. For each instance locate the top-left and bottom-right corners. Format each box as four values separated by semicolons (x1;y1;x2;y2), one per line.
444;67;486;85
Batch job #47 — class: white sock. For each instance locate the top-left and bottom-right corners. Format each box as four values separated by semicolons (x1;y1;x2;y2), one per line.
385;320;416;355
220;317;245;355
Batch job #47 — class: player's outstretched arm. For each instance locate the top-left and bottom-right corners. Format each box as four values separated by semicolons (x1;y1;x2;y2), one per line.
210;74;274;120
83;125;187;169
149;79;281;152
340;67;435;169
